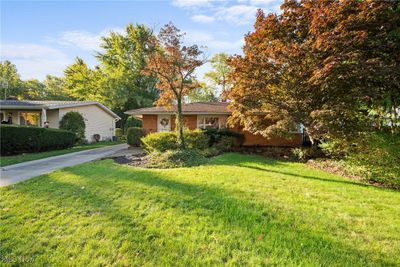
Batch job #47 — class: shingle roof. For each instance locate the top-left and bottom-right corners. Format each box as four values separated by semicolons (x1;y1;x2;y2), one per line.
0;100;120;119
125;102;231;115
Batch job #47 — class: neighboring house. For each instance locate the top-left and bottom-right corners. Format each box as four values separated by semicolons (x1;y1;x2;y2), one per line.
125;102;304;147
0;100;120;142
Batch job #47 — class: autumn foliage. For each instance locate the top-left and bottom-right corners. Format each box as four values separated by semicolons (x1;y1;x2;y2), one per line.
143;23;205;148
228;0;400;142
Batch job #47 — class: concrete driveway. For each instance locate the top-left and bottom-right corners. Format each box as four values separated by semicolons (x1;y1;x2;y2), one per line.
0;144;129;187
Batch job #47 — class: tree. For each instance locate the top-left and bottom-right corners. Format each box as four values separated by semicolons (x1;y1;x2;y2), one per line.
21;79;46;100
188;81;218;103
96;24;159;124
204;53;233;101
43;75;72;100
59;111;86;143
228;0;400;143
0;60;24;99
143;23;205;148
64;57;103;102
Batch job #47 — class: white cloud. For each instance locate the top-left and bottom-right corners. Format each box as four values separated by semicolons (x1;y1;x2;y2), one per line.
57;31;100;51
1;43;70;80
215;5;258;25
185;30;244;53
191;14;215;23
249;0;278;5
172;0;214;8
49;27;124;51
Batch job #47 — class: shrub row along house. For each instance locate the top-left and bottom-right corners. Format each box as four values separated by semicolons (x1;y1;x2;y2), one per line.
0;100;120;142
125;102;304;147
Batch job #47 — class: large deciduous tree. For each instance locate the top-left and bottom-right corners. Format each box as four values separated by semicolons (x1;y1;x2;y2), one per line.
63;57;103;102
228;0;400;142
96;24;158;121
143;23;205;148
204;53;233;101
0;61;24;99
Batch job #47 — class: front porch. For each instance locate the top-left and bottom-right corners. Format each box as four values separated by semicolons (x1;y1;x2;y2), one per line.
0;108;58;128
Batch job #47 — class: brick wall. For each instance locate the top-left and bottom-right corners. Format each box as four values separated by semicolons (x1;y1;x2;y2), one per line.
241;130;302;147
141;113;303;147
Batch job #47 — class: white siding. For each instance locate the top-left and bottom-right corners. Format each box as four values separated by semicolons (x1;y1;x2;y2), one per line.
59;105;116;142
47;109;59;128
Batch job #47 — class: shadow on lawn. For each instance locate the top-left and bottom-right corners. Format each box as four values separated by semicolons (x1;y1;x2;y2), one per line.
7;160;396;266
210;153;375;189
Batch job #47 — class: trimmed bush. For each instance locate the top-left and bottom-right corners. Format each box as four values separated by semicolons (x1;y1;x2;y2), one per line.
141;131;177;152
115;128;123;138
201;147;221;157
213;136;238;152
127;127;146;147
184;129;209;150
141;130;210;152
59;111;86;143
203;128;244;147
145;149;207;168
0;125;75;155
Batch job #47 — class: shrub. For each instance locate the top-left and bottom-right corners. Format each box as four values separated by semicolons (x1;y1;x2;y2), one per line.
115;128;123;138
0;125;75;155
59;111;86;143
145;149;207;168
141;131;177;152
141;130;210;152
127;127;146;147
319;139;351;159
184;129;209;150
203;128;244;147
125;116;142;130
213;136;238;152
201;147;221;157
346;132;400;188
291;146;324;161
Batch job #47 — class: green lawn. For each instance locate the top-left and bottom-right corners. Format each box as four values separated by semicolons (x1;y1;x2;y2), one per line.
1;153;399;266
0;141;124;167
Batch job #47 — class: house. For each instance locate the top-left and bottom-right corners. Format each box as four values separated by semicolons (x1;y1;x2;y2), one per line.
0;100;120;142
125;102;304;147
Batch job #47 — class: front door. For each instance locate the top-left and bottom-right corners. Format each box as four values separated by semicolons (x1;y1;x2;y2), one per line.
157;115;171;132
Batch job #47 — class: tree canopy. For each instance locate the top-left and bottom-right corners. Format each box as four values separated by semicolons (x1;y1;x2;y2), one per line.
143;22;205;148
228;0;400;142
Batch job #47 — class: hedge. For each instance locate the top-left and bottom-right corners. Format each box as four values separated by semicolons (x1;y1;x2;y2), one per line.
203;128;245;147
0;125;75;155
127;127;146;147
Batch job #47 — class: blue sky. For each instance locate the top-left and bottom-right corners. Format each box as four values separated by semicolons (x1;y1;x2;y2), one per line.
1;0;281;80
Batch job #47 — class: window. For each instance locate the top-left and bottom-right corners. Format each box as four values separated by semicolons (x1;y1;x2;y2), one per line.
0;112;4;122
19;112;40;126
197;116;226;129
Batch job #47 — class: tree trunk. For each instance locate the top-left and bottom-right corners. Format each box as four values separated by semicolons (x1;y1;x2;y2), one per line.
176;97;186;149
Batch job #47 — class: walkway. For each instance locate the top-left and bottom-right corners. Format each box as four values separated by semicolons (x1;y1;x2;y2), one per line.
0;144;131;187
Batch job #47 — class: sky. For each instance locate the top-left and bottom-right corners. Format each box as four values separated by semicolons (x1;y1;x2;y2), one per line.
1;0;282;81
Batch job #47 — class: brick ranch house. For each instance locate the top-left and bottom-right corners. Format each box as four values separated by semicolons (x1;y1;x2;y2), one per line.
125;102;305;147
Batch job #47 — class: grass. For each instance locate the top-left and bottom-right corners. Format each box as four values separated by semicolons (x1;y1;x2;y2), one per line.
0;140;124;167
0;153;399;266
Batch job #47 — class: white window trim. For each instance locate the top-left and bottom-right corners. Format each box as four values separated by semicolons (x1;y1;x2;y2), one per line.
197;115;223;129
17;111;41;126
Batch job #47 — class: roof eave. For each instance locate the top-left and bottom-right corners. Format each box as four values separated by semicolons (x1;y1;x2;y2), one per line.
125;111;232;115
0;105;45;110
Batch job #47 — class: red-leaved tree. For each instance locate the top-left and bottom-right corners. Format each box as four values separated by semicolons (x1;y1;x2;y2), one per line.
143;23;205;148
228;0;400;142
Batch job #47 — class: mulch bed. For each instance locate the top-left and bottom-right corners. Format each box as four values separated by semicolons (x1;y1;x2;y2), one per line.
113;154;149;167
